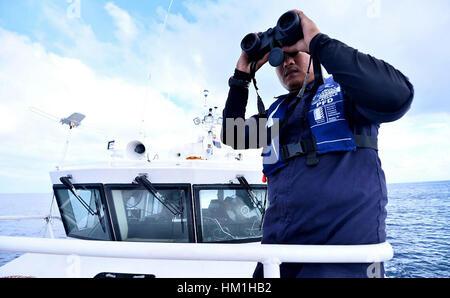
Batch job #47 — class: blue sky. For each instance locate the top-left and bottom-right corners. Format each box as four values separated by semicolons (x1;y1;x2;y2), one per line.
0;0;198;43
0;0;449;193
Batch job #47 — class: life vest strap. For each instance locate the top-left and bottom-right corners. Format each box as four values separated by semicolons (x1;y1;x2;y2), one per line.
353;134;379;150
279;134;378;163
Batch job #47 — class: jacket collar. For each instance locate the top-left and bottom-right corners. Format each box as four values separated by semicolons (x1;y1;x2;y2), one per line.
274;80;317;100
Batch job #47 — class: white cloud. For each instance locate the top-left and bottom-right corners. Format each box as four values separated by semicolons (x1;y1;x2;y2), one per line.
41;2;119;70
0;0;449;192
0;105;18;134
105;2;138;43
379;113;450;183
0;28;196;189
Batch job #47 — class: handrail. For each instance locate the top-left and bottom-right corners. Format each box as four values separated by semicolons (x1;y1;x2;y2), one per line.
0;236;394;278
0;216;61;221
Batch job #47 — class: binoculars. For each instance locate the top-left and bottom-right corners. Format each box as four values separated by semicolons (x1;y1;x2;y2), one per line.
241;11;304;67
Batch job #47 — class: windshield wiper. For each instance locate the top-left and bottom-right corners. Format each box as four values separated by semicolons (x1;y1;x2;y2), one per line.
236;175;266;230
60;176;106;233
134;175;182;216
236;176;265;215
60;176;97;216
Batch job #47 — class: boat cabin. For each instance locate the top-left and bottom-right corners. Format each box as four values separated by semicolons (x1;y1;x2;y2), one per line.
51;161;267;244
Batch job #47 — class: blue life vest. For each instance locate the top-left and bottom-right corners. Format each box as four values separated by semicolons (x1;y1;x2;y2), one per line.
262;76;375;176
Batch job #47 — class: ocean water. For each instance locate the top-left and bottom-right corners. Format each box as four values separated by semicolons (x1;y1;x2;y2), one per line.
0;181;449;278
0;193;66;267
385;181;449;278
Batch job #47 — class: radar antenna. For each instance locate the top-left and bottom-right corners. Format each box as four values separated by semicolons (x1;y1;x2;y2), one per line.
29;107;92;169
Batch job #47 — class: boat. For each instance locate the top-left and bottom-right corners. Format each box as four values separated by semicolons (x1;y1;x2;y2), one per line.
0;93;393;278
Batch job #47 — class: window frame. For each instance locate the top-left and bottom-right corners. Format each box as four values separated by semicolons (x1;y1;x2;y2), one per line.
104;183;195;243
192;184;267;244
53;183;114;241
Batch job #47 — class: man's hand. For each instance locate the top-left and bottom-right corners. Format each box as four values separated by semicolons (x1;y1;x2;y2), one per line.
236;32;270;75
282;10;320;54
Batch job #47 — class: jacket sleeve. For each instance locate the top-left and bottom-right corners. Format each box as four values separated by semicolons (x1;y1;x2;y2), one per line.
221;70;268;150
309;33;414;124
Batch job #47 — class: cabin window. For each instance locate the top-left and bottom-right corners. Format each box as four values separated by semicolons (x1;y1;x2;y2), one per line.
108;186;191;243
54;186;111;240
196;186;266;243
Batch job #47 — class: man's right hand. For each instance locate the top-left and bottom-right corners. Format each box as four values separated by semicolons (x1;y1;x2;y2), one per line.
236;50;270;75
282;10;320;54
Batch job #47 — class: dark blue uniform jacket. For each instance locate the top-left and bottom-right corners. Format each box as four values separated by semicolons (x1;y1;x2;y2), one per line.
222;33;414;278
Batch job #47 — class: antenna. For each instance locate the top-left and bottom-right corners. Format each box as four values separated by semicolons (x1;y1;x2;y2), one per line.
30;107;86;129
203;89;209;108
29;107;60;122
191;90;224;159
29;107;93;169
59;129;73;169
142;0;175;142
160;0;175;40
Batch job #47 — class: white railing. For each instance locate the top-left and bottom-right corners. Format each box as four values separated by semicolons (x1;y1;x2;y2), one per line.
0;236;393;278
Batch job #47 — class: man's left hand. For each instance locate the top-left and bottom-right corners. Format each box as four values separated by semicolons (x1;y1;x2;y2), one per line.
282;10;321;54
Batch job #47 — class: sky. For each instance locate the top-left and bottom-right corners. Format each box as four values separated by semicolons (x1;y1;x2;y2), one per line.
0;0;449;193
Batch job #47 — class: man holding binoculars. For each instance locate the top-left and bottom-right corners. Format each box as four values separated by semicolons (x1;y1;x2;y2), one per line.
222;10;414;278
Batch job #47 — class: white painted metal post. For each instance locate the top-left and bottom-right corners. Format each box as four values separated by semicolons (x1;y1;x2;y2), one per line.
263;258;281;278
46;221;55;239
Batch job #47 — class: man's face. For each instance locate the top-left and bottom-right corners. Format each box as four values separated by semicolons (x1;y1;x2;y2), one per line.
276;51;313;92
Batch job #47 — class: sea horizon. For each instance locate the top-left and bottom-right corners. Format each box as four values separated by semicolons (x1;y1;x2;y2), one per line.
0;179;449;196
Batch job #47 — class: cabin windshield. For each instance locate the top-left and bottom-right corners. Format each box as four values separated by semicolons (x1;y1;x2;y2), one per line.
196;186;267;243
54;186;111;240
108;186;191;243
